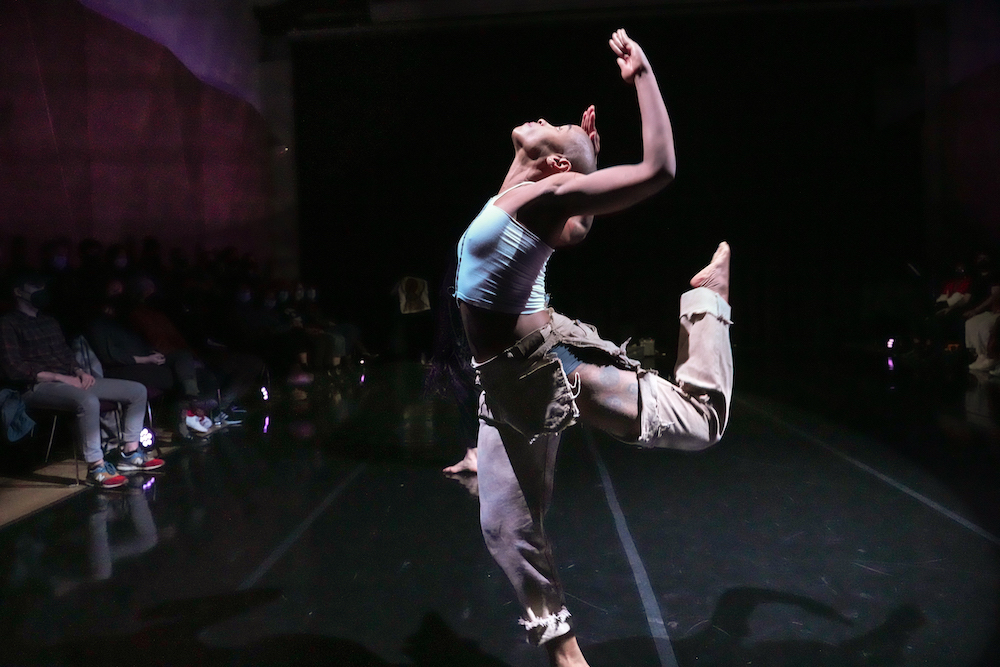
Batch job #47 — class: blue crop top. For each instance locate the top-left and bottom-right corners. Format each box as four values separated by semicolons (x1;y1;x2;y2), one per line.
455;185;553;315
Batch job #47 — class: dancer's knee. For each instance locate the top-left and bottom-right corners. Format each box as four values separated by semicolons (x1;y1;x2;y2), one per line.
635;371;724;451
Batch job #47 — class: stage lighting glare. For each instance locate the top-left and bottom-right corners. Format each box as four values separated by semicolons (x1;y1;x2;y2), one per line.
140;427;154;448
887;338;895;349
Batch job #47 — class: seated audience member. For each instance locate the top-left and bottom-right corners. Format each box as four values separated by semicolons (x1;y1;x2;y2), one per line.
964;252;1000;371
294;283;347;374
227;285;310;384
129;277;259;412
128;277;196;357
914;260;973;352
93;280;201;397
86;280;213;435
0;274;162;487
935;261;972;317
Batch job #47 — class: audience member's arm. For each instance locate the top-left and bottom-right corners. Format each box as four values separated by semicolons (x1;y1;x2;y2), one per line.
964;285;1000;318
34;370;84;388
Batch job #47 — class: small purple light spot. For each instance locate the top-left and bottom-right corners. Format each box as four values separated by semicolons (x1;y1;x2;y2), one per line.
887;358;894;371
887;338;895;349
263;415;270;434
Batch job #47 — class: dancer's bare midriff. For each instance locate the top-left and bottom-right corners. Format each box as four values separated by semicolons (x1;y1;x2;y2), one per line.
459;302;552;363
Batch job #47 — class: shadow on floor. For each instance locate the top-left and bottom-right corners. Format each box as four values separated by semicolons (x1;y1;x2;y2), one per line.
2;589;513;667
586;586;925;667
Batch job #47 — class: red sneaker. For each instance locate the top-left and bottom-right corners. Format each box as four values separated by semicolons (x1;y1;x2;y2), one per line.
88;462;127;488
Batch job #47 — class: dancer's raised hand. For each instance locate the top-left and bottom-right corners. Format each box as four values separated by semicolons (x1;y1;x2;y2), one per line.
609;28;647;85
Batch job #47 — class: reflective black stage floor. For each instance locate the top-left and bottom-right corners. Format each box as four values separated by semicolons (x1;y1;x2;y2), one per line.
1;351;997;667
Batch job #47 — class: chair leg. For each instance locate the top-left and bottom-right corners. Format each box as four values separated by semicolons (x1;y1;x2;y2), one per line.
42;415;80;485
45;415;58;463
116;406;124;445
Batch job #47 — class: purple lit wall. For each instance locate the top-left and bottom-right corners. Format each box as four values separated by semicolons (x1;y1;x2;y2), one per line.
0;0;275;265
76;0;262;110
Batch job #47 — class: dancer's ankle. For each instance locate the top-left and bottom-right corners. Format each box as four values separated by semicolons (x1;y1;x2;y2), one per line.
546;633;589;667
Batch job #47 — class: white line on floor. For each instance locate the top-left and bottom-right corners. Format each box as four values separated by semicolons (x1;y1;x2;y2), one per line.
239;463;368;590
740;400;1000;548
584;428;679;667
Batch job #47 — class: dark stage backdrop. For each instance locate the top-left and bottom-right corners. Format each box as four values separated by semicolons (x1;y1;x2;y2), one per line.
294;9;927;355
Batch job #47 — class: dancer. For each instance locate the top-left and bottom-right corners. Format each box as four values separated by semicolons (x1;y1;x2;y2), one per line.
455;30;733;666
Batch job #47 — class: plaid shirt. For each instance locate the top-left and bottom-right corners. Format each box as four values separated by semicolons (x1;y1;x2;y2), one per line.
0;310;79;388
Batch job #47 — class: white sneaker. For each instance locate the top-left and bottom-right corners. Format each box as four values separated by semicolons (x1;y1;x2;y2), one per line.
185;413;213;433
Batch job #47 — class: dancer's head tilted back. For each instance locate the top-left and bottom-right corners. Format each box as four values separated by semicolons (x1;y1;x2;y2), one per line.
510;106;601;176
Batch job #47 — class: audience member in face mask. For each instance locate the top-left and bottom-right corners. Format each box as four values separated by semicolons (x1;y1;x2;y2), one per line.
38;238;82;337
105;244;133;282
0;273;161;488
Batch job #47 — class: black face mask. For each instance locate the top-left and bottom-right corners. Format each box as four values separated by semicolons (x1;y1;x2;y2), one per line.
29;288;50;310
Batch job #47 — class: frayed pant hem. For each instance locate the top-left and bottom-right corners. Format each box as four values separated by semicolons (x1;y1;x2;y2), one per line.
519;607;572;646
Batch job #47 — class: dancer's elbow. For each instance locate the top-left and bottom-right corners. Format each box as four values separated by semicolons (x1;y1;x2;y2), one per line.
640;158;675;189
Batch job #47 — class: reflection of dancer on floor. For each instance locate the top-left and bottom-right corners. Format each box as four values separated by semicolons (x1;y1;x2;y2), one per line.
455;30;733;666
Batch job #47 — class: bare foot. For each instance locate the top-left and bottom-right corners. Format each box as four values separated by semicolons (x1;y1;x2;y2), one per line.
547;634;590;667
690;241;730;303
443;447;478;474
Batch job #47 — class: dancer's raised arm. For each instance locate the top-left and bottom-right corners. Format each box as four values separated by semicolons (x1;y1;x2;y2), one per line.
523;29;676;222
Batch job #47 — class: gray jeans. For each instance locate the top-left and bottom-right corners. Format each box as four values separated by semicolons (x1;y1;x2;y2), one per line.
475;287;733;645
22;378;148;464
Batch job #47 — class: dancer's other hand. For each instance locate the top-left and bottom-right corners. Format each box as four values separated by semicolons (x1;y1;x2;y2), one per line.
581;104;600;155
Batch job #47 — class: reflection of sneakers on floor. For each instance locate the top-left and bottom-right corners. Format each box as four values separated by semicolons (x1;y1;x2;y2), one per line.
185;413;214;434
88;462;127;489
116;448;165;472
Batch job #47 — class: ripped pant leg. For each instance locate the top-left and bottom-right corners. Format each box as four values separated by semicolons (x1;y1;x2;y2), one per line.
636;287;734;450
476;393;573;645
